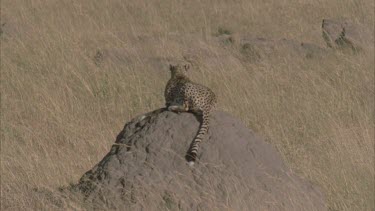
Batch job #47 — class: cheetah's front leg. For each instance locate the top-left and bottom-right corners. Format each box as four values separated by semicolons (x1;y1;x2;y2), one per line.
168;101;189;113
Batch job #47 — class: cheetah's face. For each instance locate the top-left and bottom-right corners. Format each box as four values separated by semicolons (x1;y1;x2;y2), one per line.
169;63;190;77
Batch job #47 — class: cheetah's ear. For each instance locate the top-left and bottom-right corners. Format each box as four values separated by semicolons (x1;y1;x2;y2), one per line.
183;64;190;71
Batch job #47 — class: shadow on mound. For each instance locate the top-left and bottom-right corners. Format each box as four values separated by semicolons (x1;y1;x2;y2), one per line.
73;109;326;210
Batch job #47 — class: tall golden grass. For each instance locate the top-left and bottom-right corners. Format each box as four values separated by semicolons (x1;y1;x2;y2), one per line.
1;0;374;210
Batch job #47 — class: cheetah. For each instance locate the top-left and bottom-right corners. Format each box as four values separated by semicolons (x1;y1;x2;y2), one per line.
165;63;216;166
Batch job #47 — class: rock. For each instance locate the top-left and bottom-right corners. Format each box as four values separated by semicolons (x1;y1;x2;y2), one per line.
74;109;326;210
322;19;374;52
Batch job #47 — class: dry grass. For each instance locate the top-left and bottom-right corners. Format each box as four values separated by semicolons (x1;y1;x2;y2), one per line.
1;0;374;210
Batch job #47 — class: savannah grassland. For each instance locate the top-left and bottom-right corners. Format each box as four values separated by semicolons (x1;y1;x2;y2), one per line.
1;0;374;210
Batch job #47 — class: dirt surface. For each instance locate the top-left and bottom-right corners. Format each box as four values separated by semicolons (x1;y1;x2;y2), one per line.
74;109;326;210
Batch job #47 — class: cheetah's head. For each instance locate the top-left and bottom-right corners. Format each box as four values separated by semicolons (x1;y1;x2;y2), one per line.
169;63;190;77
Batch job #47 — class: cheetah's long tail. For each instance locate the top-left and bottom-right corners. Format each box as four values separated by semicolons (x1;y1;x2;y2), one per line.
187;111;210;166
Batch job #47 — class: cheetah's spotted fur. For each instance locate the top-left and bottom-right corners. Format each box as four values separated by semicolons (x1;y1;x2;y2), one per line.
165;63;216;166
